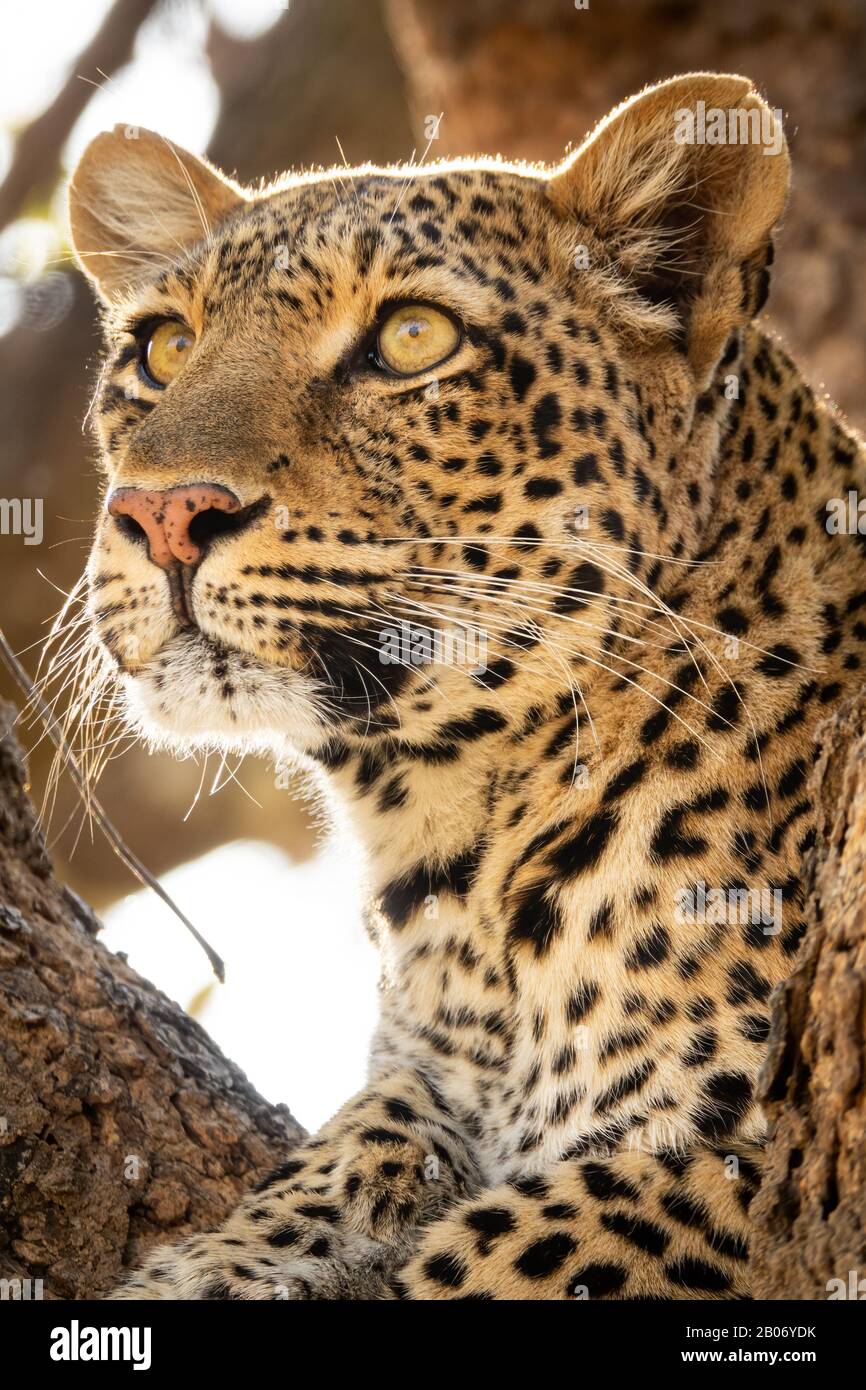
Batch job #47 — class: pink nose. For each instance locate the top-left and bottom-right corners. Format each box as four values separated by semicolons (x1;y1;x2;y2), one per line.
107;483;241;568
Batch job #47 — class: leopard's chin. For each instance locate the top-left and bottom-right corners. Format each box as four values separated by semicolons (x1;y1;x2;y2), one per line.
119;631;328;758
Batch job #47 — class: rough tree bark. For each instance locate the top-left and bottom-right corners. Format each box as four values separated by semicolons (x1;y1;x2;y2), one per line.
0;700;304;1300
751;692;866;1298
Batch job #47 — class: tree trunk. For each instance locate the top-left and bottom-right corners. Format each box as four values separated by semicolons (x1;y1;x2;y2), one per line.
751;691;866;1299
0;700;304;1300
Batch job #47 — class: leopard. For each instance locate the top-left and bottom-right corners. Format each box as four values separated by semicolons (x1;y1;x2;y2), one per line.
65;72;866;1300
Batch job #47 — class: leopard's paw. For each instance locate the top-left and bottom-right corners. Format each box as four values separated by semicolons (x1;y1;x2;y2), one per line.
110;1215;393;1301
109;1232;290;1301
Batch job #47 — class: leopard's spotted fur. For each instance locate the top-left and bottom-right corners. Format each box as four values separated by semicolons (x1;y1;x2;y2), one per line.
68;74;866;1299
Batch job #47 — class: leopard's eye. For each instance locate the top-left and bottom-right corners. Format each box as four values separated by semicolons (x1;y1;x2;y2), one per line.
376;304;460;376
143;319;196;386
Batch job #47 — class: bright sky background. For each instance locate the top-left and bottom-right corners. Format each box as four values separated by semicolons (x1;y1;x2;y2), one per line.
2;0;381;1133
0;1;288;278
0;0;285;136
102;837;379;1131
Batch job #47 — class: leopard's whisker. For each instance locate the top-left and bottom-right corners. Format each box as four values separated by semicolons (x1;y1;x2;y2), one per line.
385;587;596;768
401;563;717;648
401;568;683;651
572;536;712;693
390;587;715;759
395;534;718;567
300;620;409;734
183;750;212;823
399;577;728;733
576;536;773;815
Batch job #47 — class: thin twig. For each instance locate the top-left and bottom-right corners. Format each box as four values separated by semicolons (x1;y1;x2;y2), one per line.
0;625;225;982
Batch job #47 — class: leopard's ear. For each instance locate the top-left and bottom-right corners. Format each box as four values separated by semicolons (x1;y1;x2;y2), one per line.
547;73;790;383
68;126;245;302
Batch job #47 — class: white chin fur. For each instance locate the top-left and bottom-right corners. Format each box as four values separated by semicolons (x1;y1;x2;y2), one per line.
120;633;328;758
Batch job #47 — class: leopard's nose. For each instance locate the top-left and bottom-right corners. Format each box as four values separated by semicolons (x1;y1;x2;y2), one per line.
107;483;243;568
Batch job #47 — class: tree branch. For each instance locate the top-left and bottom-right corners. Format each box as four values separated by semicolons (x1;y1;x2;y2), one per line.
0;699;304;1299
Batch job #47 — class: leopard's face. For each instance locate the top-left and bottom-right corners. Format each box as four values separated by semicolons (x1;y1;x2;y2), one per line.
71;76;789;761
81;172;661;760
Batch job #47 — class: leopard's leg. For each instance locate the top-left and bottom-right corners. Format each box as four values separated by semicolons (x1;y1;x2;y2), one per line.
112;1068;478;1300
396;1144;761;1301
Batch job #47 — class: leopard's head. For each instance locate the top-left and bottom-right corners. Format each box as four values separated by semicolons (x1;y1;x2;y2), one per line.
68;73;788;766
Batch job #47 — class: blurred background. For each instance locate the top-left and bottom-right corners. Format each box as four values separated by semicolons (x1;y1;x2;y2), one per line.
0;0;863;1127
